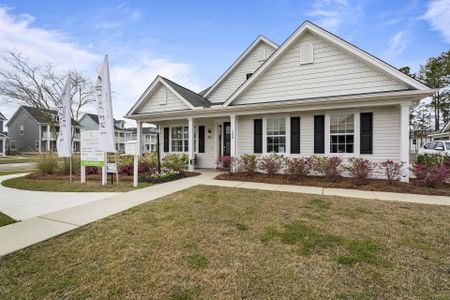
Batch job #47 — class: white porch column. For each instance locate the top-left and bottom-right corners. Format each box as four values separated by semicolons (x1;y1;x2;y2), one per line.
136;121;143;156
400;103;410;183
46;126;51;152
230;114;236;158
188;117;194;171
38;125;42;153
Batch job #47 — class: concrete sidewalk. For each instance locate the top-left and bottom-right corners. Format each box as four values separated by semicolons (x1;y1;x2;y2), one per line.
1;170;449;256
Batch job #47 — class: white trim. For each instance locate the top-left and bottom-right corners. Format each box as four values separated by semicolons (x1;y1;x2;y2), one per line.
203;36;278;98
326;110;359;157
262;114;289;155
223;21;429;107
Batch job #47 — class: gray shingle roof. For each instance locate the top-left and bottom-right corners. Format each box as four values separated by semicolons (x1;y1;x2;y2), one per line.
161;77;211;108
22;106;80;125
84;112;132;130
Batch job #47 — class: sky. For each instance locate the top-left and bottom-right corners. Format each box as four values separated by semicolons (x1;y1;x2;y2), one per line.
0;0;449;126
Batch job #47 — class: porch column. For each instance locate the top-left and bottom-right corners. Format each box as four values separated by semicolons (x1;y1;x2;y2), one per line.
188;117;194;171
38;125;42;153
400;103;410;183
2;139;5;156
230;114;236;158
46;126;51;152
136;121;143;156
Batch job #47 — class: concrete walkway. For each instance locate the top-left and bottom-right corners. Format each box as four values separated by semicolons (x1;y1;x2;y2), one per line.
1;170;449;256
0;162;36;171
0;174;119;220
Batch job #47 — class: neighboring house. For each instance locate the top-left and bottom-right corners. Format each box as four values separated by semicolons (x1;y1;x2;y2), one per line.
79;113;157;153
427;121;450;141
6;106;81;153
0;112;8;156
125;21;433;182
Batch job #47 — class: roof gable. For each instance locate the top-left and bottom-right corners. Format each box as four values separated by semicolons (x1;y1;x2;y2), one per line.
204;35;278;103
224;21;429;107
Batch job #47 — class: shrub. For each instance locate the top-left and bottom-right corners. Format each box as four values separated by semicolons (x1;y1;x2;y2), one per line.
239;154;258;175
316;156;342;182
416;153;448;167
311;155;327;174
85;166;98;175
411;164;449;188
216;155;231;169
162;154;188;173
380;160;403;184
60;156;81;175
259;153;286;177
286;157;312;180
36;153;59;175
346;158;376;185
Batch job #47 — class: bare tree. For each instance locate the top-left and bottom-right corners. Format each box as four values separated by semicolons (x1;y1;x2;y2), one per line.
0;49;94;139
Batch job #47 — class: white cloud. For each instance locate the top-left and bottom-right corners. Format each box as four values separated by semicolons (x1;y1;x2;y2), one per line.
423;0;450;43
388;31;407;56
0;7;201;126
306;0;364;31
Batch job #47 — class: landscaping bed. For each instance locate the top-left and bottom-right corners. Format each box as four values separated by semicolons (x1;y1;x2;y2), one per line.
216;173;450;196
0;185;449;298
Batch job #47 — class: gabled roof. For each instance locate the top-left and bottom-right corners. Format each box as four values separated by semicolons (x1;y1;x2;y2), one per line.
7;106;80;126
0;112;6;120
223;21;430;107
202;35;278;98
442;121;450;133
126;76;211;117
81;112;132;131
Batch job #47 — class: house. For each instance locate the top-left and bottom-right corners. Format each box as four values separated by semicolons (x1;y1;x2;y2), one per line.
427;121;450;141
6;106;81;153
79;113;157;153
0;112;8;156
125;21;434;182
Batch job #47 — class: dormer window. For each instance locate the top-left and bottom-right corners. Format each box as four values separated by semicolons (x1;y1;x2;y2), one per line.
246;73;253;80
300;43;314;65
159;88;167;105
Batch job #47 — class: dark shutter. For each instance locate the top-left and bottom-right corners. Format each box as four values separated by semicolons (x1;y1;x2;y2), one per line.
290;117;301;154
163;127;169;152
198;126;205;153
314;115;325;154
254;119;263;153
360;112;373;154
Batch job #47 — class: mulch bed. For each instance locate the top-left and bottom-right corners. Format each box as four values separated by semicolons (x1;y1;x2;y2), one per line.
215;172;450;196
25;171;200;182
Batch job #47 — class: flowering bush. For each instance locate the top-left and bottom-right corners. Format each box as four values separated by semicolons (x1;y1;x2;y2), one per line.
319;156;342;182
416;153;448;167
239;154;259;175
411;164;449;187
259;153;286;177
380;160;403;184
286;157;312;180
85;166;98;175
162;154;188;173
216;155;232;169
310;155;327;174
346;158;376;185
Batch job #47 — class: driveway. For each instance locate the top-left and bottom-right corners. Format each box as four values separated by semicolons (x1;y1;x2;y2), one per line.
0;174;119;220
0;162;37;171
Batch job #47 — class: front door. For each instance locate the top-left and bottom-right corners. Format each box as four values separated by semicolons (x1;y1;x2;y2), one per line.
223;122;231;156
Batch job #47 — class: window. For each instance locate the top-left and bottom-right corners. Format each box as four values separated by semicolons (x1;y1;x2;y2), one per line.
20;125;24;135
246;73;253;80
159;88;167;105
266;118;286;153
300;43;314;64
330;113;354;153
10;140;16;150
171;126;188;152
435;142;445;151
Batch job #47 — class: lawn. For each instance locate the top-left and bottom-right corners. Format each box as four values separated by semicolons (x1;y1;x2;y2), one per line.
0;169;36;176
0;186;449;298
2;176;152;192
0;211;16;227
0;155;38;164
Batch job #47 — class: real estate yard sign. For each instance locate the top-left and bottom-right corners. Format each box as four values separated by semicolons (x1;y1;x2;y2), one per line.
80;130;105;167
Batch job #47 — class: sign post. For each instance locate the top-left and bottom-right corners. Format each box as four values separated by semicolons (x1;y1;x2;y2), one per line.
125;141;139;187
80;130;105;183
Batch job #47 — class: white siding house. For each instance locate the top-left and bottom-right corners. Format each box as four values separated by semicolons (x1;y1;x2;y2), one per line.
125;21;434;182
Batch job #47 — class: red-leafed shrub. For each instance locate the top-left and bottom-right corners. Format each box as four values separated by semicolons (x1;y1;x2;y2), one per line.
286;157;312;180
346;158;376;185
118;162;155;176
259;153;286;177
380;160;403;184
319;156;343;182
85;166;98;175
239;154;258;175
216;155;232;169
411;164;450;187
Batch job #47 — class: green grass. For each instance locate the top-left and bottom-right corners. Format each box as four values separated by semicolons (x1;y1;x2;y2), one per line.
0;186;449;299
2;176;152;192
0;169;36;176
0;211;16;227
0;155;38;164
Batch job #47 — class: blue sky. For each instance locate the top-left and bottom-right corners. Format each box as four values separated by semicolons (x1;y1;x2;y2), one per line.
0;0;449;123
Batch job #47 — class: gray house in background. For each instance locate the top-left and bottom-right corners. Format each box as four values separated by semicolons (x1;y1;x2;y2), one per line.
79;113;157;153
6;106;81;153
0;112;8;156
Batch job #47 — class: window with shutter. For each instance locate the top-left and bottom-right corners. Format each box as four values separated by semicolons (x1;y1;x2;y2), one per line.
314;115;324;154
163;127;169;152
254;119;263;153
198;126;205;153
290;117;301;154
360;113;373;154
300;43;314;65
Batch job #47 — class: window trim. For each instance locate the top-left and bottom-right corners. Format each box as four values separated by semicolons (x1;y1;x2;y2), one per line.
325;110;360;157
329;112;355;154
20;125;24;135
10;140;16;150
168;125;198;153
262;115;290;155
